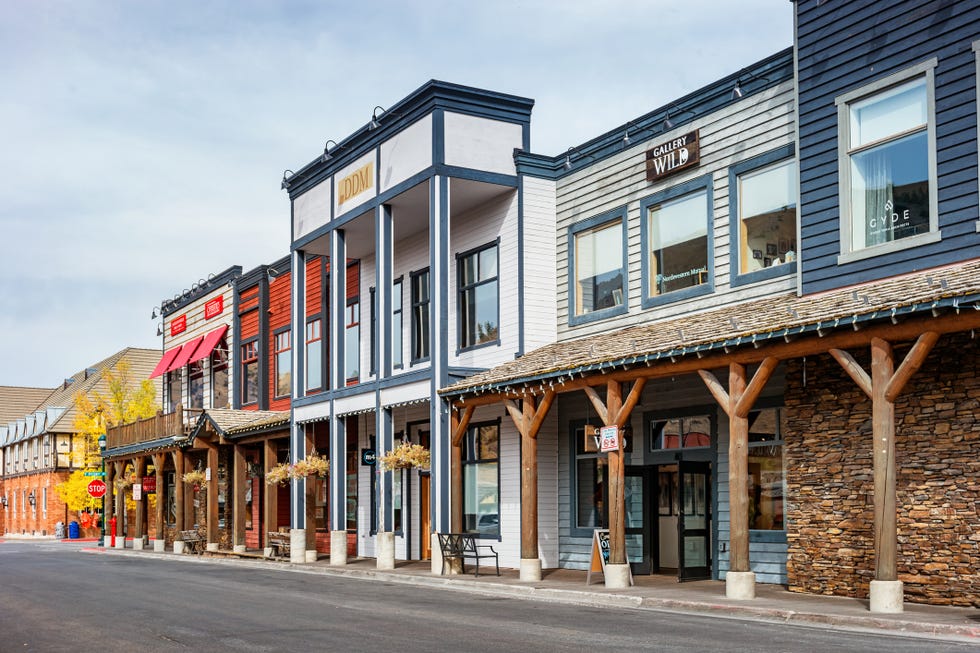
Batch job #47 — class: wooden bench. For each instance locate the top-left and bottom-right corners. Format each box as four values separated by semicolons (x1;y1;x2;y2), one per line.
178;530;203;554
437;533;499;577
267;532;291;559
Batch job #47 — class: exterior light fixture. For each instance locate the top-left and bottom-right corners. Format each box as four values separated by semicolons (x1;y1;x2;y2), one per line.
151;307;158;319
28;490;36;507
732;81;743;100
281;169;295;190
1;496;7;508
156;323;163;337
663;110;674;131
369;106;386;130
563;147;574;170
622;122;634;147
321;139;340;163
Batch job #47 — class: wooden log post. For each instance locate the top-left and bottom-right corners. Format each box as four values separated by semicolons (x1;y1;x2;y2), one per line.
699;357;778;600
450;406;474;534
133;457;146;548
830;332;938;613
264;438;279;549
304;429;317;558
152;453;166;548
206;442;219;550
172;449;185;533
183;455;195;532
233;445;247;553
113;462;126;547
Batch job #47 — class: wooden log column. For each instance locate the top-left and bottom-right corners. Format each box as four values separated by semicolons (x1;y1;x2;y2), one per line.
152;453;166;548
264;438;279;550
304;430;317;558
172;449;185;533
183;455;195;531
233;444;247;553
829;331;939;613
113;462;125;547
699;357;778;599
133;457;146;547
206;442;219;550
450;406;474;534
502;392;555;581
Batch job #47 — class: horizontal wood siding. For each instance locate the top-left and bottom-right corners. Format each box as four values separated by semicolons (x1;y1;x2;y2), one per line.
268;271;292;412
797;0;980;294
556;82;797;341
521;176;558;353
306;255;323;317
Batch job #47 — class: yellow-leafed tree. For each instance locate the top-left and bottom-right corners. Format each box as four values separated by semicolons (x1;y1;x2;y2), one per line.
56;360;159;513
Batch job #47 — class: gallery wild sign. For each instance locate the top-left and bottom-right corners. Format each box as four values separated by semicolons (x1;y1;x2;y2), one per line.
646;130;700;182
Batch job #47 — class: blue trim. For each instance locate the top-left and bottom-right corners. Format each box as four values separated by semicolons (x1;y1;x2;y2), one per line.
232;284;242;410
381;205;393;377
567;206;629;327
433;165;517;187
433;109;445;165
639;174;715;310
330;405;345;532
331;229;347;392
728;144;797;288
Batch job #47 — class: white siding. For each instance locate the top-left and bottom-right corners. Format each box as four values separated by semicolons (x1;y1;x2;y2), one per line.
522;176;558;352
380;115;433;193
294;179;331;241
556;82;797;340
444;112;522;176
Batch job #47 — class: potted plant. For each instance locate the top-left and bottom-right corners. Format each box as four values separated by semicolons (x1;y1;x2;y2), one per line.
378;442;430;471
182;468;207;489
265;450;329;486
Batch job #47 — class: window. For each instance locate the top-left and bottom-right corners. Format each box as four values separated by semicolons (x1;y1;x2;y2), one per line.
837;60;938;259
165;369;181;413
650;415;711;451
747;408;785;531
274;330;291;398
241;341;258;405
306;318;322;392
573;423;608;530
211;342;228;409
645;184;710;300
392;279;403;368
345;301;359;383
410;268;430;362
188;361;204;409
571;215;625;319
458;243;499;349
732;151;797;279
462;422;499;536
165;471;176;526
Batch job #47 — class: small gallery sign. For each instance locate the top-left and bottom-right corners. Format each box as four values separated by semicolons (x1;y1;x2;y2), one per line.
646;130;700;182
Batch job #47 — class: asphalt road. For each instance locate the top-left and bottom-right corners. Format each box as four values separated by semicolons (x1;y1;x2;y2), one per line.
0;540;973;653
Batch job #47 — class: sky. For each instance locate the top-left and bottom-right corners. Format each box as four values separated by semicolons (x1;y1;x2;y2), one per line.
0;0;793;388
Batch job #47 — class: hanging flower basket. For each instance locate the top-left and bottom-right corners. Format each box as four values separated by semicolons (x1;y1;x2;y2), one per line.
113;475;135;491
182;469;207;487
378;442;430;471
265;451;329;486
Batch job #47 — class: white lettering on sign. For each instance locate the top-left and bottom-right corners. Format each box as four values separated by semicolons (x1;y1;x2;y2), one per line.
646;130;700;182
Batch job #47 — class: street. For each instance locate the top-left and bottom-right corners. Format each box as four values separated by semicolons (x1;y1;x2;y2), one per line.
0;541;973;652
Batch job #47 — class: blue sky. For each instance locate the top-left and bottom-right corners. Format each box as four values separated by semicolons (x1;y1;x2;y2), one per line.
0;0;792;388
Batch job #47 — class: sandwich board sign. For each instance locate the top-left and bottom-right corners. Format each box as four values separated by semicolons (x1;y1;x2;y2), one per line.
586;529;634;586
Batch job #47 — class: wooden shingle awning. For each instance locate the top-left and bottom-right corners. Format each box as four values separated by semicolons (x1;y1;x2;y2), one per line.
441;259;980;401
190;409;290;441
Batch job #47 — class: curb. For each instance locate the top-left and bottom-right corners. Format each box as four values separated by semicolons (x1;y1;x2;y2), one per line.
85;547;979;641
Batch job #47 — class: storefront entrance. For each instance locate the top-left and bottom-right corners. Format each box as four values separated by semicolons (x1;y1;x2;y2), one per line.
626;461;711;581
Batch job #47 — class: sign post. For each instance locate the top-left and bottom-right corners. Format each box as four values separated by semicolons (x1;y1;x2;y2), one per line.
87;479;107;499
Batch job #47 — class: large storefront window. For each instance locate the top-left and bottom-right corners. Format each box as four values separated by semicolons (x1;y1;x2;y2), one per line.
747;408;785;531
574;424;607;530
573;219;624;317
650;415;711;450
838;61;937;257
463;422;499;536
458;243;499;348
647;189;708;297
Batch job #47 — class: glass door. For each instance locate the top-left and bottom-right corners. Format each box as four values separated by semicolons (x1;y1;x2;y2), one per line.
625;466;651;574
677;461;711;581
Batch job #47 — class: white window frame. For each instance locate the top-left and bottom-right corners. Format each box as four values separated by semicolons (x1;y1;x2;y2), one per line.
835;58;940;264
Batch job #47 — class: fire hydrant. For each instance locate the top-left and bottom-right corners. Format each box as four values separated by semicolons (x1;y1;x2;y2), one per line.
110;516;117;548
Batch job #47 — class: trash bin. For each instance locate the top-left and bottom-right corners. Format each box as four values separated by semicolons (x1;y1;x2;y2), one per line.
68;521;80;539
55;521;65;539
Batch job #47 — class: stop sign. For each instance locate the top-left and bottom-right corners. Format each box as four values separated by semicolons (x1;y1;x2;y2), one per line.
87;479;107;498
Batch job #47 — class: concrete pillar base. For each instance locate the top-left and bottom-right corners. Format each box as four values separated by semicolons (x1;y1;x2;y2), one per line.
290;529;307;563
305;549;317;563
870;580;904;613
430;533;443;574
604;563;631;588
330;530;348;566
206;542;219;553
132;537;144;551
114;538;126;550
520;558;542;582
174;541;186;554
263;547;274;558
153;539;166;553
726;571;756;600
376;531;395;570
233;545;246;554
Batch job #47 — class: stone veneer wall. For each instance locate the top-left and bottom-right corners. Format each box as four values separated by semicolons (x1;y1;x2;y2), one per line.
784;331;980;607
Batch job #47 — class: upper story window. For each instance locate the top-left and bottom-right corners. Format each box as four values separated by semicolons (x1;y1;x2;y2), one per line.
733;152;797;281
837;59;938;261
643;178;711;306
392;279;403;368
274;330;291;398
211;342;228;409
411;268;430;363
650;415;711;451
569;209;627;325
345;301;359;383
241;341;258;405
458;242;499;350
165;369;181;413
306;318;322;393
188;361;204;409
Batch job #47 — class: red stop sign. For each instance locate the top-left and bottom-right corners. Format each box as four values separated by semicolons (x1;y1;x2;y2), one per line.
87;479;107;498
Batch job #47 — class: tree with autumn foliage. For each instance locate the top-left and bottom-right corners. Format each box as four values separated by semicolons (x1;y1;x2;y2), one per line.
56;360;159;514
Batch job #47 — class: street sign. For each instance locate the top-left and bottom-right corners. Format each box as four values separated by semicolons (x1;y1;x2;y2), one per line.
87;479;107;499
84;471;105;477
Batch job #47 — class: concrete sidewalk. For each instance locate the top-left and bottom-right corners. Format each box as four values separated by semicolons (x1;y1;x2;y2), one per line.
83;545;980;642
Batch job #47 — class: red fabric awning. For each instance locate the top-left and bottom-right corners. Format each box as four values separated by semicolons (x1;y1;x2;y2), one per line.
149;347;183;379
168;335;205;371
187;325;229;365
